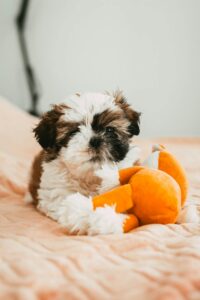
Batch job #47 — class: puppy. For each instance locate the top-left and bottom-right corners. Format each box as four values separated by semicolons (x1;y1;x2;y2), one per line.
27;91;141;234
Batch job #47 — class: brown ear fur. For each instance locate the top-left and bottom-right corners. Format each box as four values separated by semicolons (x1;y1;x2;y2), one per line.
114;90;141;136
33;104;67;149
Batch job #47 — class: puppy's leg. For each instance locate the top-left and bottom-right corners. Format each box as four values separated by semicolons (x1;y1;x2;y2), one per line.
87;206;127;235
58;196;134;235
38;193;93;235
58;193;94;234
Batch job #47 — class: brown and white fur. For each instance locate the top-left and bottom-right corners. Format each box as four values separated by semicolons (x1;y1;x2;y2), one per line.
27;91;142;235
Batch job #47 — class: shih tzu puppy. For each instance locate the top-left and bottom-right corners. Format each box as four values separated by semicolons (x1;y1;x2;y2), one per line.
27;91;141;235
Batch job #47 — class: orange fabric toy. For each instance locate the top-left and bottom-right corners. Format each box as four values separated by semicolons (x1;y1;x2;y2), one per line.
92;145;188;233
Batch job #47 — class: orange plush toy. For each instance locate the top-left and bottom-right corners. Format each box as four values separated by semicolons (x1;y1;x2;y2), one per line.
92;145;188;233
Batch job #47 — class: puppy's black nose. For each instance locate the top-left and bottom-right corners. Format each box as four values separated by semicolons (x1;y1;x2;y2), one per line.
89;137;102;149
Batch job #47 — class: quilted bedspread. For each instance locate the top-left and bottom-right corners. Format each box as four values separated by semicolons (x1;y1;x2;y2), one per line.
0;98;200;300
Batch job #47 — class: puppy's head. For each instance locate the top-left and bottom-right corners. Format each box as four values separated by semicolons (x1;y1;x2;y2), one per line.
34;92;141;165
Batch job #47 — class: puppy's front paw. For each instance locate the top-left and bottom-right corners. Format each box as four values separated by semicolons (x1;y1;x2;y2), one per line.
58;193;93;235
87;206;126;235
95;164;120;193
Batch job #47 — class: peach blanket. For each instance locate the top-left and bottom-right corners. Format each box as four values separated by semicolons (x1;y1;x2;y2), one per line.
0;98;200;300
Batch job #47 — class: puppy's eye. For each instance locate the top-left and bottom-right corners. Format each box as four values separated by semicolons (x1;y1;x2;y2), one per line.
105;127;117;138
105;126;115;133
69;128;79;137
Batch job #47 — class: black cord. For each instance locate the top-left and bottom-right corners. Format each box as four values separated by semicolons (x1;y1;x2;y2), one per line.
16;0;40;116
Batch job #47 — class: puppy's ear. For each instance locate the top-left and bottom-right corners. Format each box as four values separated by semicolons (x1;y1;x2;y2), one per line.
33;105;64;149
114;90;141;136
127;111;140;136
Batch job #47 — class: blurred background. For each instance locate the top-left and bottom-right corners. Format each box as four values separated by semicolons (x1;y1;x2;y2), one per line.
0;0;199;137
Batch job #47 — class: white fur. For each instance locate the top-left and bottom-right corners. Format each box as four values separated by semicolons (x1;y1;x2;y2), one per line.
62;93;117;124
59;125;94;165
58;193;93;235
95;164;120;194
87;205;126;235
37;159;72;219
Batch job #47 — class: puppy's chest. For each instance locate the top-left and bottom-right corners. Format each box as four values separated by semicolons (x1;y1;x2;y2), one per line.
41;160;102;197
66;167;102;196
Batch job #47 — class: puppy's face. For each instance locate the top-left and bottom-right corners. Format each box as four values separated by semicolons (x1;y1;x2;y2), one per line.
34;92;140;166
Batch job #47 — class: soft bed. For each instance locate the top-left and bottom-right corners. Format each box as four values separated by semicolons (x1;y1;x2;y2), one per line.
0;97;200;300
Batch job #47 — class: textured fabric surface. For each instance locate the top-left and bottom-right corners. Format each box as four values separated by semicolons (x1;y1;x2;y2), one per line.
0;98;200;300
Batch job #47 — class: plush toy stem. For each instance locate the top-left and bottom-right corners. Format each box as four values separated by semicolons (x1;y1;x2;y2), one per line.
93;184;133;213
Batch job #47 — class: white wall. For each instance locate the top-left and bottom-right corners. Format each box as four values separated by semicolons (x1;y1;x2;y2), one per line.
0;0;30;110
0;0;200;137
